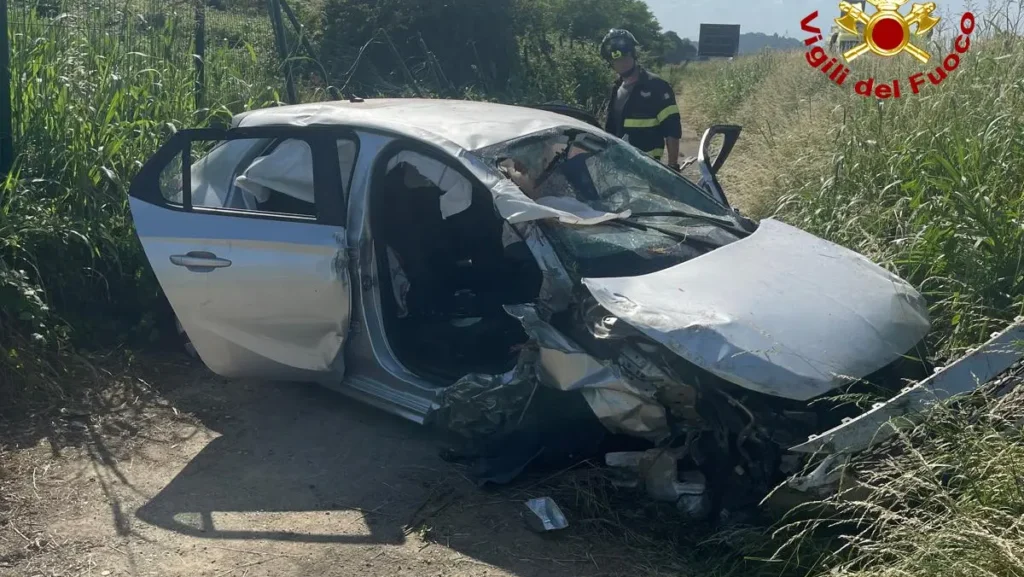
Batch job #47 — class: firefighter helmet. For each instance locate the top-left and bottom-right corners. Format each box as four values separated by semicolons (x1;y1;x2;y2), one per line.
600;29;639;61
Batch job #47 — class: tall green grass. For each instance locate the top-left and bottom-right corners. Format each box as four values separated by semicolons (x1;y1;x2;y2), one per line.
795;387;1024;577
698;385;1024;577
0;4;283;412
0;1;1021;575
682;51;786;123
774;41;1024;358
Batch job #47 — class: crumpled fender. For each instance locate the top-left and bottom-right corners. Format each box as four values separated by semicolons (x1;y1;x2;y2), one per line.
582;219;932;401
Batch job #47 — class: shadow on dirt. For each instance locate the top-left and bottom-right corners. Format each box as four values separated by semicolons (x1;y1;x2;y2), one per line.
2;350;707;576
0;347;191;453
126;357;688;576
132;365;452;546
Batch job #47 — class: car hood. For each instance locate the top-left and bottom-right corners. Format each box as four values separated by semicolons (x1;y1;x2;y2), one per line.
581;218;932;401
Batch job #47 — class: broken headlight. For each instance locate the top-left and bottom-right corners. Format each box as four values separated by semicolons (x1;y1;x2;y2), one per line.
581;300;636;340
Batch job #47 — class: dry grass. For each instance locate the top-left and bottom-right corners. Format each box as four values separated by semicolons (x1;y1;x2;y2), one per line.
756;367;1024;577
651;5;1024;576
678;51;837;216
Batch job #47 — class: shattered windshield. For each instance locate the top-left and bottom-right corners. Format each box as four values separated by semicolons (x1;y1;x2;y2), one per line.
476;128;746;277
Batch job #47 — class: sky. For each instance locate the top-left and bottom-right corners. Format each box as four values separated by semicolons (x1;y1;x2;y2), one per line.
642;0;975;41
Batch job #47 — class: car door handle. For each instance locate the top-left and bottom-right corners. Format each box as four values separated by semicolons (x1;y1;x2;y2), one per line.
170;251;232;270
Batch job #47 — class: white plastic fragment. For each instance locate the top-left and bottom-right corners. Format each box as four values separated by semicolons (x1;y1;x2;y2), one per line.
605;451;646;469
524;497;569;532
675;471;711;520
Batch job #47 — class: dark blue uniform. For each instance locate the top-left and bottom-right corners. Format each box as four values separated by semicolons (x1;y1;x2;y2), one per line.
603;67;682;161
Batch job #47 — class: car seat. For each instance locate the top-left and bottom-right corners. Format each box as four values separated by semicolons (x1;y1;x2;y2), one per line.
374;163;461;317
442;198;542;311
372;162;529;381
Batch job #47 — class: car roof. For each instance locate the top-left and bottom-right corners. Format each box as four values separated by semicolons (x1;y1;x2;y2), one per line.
231;98;601;151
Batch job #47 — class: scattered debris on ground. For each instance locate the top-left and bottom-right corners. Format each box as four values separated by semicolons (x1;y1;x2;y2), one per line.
523;497;568;532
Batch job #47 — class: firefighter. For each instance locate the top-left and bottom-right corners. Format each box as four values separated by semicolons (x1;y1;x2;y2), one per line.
600;28;682;170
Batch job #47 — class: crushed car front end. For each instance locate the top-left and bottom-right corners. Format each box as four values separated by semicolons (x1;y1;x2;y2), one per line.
525;222;932;500
432;123;940;510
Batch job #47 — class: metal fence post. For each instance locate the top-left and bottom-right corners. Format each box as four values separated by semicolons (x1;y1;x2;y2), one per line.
267;0;297;104
194;0;206;111
278;0;339;100
0;0;13;177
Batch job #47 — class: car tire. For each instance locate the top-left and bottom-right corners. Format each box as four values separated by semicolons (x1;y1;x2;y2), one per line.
175;315;199;359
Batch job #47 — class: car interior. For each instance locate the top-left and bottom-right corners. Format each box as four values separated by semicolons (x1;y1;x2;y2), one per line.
213;136;357;217
231;138;319;215
370;148;544;384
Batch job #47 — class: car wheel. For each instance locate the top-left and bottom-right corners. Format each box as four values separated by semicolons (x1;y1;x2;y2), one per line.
175;315;199;359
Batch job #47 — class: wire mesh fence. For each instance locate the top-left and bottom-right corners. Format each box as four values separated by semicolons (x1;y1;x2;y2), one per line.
7;0;192;57
0;0;611;174
203;0;285;105
9;0;286;102
14;0;284;93
0;0;292;172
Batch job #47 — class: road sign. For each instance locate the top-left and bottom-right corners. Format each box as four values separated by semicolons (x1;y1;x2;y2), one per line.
697;23;741;58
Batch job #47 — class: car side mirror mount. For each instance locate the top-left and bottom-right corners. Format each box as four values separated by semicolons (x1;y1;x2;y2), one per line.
696;124;741;208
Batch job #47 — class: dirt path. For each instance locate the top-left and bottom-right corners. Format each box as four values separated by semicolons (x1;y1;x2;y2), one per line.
680;127;701;161
0;355;689;577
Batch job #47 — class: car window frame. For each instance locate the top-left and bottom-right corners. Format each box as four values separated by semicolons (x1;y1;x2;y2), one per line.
370;136;498;221
222;137;277;211
129;125;360;227
373;138;489;190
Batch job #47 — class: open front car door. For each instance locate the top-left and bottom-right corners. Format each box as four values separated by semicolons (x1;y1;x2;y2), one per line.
127;126;355;382
695;124;741;208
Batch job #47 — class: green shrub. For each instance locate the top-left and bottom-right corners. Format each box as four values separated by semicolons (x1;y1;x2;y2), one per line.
506;35;615;113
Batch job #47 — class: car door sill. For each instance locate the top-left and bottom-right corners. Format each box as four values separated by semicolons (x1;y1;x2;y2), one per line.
324;375;439;424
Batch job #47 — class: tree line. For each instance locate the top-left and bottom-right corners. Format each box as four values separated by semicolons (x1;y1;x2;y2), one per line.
269;0;692;109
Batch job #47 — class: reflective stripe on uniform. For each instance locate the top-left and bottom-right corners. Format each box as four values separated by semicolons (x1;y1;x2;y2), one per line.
623;117;659;128
656;104;679;123
622;104;680;128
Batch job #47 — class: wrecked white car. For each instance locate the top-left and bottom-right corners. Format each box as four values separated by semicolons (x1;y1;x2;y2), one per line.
128;98;1020;512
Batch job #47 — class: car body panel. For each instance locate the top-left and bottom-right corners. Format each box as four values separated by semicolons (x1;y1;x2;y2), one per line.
789;319;1024;454
232;100;713;230
232;99;599;151
506;304;669;442
129;197;352;381
128;127;355;383
233;102;627;227
582;218;932;401
333;130;446;423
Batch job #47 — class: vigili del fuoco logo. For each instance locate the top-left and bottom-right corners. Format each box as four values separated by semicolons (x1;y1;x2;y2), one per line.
800;0;976;98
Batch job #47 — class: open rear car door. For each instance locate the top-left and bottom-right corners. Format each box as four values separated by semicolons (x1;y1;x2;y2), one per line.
127;126;354;383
